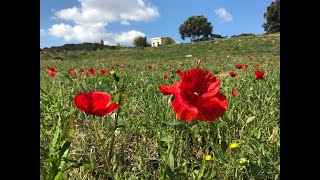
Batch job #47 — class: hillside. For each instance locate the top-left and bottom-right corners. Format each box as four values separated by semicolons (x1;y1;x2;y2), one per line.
40;33;280;63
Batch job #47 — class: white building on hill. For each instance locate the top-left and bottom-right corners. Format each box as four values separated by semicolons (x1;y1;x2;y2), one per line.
151;37;175;47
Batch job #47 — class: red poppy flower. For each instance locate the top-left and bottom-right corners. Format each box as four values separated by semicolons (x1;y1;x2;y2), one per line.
100;69;107;75
229;72;237;77
254;70;265;80
89;68;96;75
74;92;120;117
163;74;168;79
119;65;125;70
99;63;103;66
80;68;85;73
255;64;259;66
147;65;153;69
175;69;183;76
158;68;228;122
110;66;115;70
236;64;243;69
248;57;254;61
48;71;55;78
69;68;76;75
46;66;57;72
231;90;238;97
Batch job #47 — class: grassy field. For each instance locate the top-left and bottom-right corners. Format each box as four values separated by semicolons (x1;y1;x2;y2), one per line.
40;33;280;179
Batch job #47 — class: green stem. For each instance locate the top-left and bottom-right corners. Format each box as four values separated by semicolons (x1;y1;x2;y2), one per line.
106;92;122;168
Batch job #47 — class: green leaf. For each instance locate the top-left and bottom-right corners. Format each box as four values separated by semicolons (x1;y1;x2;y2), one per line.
168;152;175;171
82;163;93;169
50;117;61;154
164;162;174;179
246;116;256;124
68;119;75;137
53;171;62;180
113;92;122;103
58;141;71;158
161;121;183;127
197;158;206;180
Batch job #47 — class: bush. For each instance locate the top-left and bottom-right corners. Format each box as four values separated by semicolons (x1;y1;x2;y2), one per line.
133;36;148;48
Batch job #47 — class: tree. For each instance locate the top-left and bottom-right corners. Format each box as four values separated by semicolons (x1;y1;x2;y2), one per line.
262;0;280;33
163;37;175;45
133;36;148;47
179;15;213;42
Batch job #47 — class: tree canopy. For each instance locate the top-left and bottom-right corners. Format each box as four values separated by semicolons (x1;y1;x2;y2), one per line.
133;36;148;47
262;0;280;33
179;15;213;42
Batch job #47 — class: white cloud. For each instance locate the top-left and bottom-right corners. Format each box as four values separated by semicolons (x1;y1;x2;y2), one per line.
40;29;46;36
48;0;159;45
113;30;146;43
214;8;233;22
48;23;146;45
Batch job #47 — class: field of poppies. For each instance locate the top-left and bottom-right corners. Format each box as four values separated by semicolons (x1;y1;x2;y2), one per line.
40;33;280;179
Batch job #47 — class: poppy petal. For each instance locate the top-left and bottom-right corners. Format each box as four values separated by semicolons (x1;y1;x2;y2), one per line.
172;90;198;122
74;92;118;116
158;85;172;95
195;93;228;121
103;102;120;116
202;78;221;99
180;68;217;95
74;93;92;113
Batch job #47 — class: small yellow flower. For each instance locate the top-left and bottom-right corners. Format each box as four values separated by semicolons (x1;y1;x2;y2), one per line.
110;70;115;74
229;143;239;149
205;155;212;161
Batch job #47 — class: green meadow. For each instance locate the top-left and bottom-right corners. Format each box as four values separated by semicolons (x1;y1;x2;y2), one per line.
40;33;280;179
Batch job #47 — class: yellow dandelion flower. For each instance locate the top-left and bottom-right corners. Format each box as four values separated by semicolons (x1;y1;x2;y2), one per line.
110;70;115;74
229;143;239;149
205;155;212;161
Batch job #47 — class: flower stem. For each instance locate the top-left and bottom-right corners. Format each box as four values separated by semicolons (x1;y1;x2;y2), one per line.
107;92;122;169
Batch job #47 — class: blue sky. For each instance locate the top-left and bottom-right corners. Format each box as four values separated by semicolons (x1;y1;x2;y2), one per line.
40;0;273;48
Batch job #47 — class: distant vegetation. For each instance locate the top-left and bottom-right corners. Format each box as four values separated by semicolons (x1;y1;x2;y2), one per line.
179;15;213;42
40;42;119;52
263;0;280;33
133;36;149;48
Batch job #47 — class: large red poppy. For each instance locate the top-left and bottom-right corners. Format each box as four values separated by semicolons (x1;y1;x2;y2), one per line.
254;70;265;80
74;92;120;117
158;68;228;122
80;68;85;73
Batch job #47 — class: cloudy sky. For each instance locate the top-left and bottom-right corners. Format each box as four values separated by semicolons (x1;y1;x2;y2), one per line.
40;0;273;48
